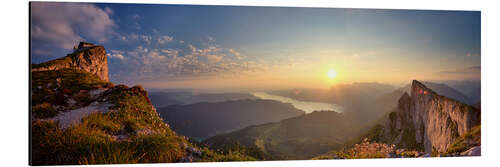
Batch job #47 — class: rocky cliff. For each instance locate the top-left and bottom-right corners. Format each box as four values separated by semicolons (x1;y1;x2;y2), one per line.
382;80;480;153
32;42;109;81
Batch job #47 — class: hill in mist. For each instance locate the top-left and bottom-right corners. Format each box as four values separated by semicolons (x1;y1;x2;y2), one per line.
157;99;305;140
205;110;365;160
148;91;258;108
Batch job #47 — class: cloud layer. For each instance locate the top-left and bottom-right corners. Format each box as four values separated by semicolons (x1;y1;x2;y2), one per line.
109;37;265;83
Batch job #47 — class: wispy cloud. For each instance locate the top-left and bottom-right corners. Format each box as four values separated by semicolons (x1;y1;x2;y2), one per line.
131;14;141;20
107;50;125;60
436;66;481;74
207;36;215;42
104;7;114;15
110;37;265;82
157;35;174;44
141;35;152;44
466;52;480;57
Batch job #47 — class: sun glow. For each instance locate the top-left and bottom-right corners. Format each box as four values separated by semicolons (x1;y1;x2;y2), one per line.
326;69;337;79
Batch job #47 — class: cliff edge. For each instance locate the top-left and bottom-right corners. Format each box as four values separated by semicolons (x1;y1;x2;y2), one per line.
32;42;109;81
382;80;480;153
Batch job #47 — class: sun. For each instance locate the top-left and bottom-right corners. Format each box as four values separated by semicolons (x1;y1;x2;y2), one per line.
326;69;337;79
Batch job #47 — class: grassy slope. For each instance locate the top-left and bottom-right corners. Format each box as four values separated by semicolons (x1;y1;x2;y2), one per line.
32;68;112;118
31;68;255;165
445;125;481;155
31;54;73;69
205;111;368;160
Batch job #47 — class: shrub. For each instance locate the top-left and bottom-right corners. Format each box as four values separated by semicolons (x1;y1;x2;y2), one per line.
446;125;481;154
123;119;143;134
81;113;121;134
335;138;395;159
199;147;257;162
131;134;185;162
32;102;58;119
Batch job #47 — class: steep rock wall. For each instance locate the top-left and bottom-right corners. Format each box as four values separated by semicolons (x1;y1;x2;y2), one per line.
383;80;480;153
32;42;109;81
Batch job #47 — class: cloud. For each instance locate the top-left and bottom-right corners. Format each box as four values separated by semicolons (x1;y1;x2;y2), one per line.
161;49;179;57
131;14;141;20
119;33;139;42
207;36;215;42
107;50;125;60
141;35;152;44
31;2;116;49
229;49;245;60
466;52;480;57
157;35;174;44
111;42;265;82
104;7;114;15
436;66;481;74
468;66;481;71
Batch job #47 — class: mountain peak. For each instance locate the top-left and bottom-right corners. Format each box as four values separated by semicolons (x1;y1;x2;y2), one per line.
411;80;436;96
32;42;109;81
381;80;480;153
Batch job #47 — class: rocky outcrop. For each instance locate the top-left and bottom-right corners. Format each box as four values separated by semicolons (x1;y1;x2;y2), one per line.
32;42;109;81
382;80;480;153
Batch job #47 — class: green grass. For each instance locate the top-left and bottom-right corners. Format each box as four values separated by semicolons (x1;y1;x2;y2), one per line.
31;68;112;119
31;120;187;165
31;69;188;165
32;68;110;94
445;125;481;154
32;102;58;119
199;147;257;162
80;113;121;134
32;55;73;69
31;85;189;165
312;139;393;159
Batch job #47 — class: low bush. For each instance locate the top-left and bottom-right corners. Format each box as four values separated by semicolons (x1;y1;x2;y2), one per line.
32;102;58;119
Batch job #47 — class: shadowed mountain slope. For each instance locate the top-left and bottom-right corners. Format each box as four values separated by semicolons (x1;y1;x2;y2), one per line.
157;99;305;140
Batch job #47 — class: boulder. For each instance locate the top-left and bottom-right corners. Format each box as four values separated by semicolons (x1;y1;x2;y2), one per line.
460;146;480;156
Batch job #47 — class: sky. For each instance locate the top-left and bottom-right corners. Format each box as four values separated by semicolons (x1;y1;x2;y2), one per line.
30;2;481;91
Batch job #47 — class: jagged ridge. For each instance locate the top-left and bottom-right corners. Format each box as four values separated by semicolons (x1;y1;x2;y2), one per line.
381;80;480;153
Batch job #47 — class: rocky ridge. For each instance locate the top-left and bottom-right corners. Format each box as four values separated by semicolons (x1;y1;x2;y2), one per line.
381;80;480;153
32;42;109;81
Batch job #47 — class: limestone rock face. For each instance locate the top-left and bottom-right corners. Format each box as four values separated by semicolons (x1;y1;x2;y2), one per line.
32;42;109;81
383;80;480;153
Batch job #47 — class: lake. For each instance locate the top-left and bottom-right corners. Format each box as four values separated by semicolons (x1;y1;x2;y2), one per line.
252;92;343;114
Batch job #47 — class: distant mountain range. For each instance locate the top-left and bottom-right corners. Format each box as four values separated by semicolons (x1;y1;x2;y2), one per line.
270;82;396;105
438;80;481;105
148;91;258;108
204;80;481;159
147;79;481;160
156;99;305;140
